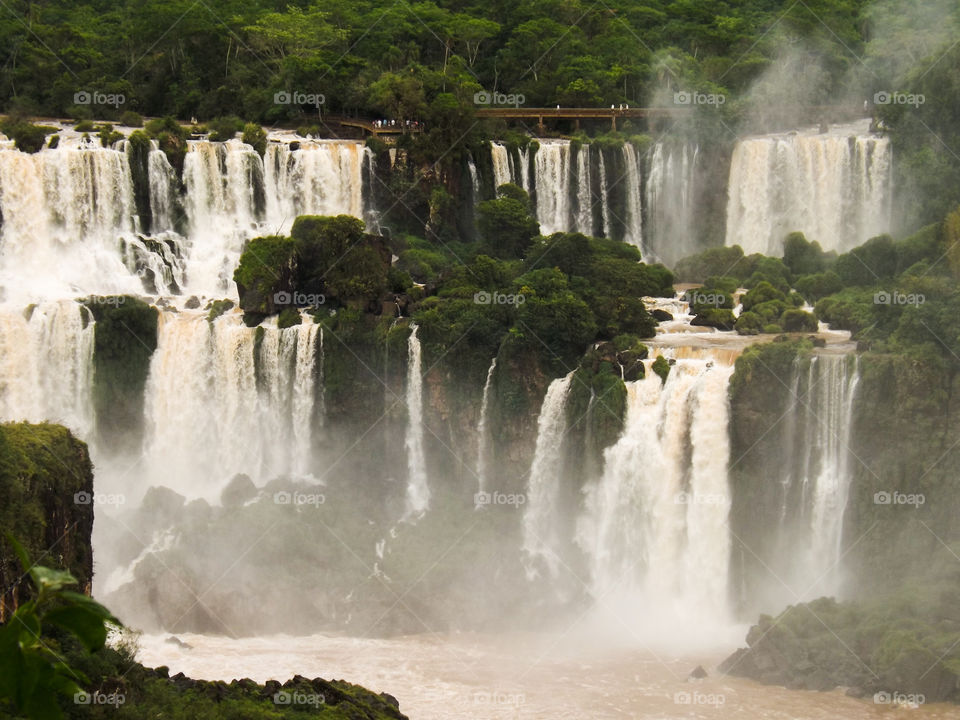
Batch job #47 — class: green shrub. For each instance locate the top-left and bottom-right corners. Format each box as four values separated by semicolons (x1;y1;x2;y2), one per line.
120;110;143;127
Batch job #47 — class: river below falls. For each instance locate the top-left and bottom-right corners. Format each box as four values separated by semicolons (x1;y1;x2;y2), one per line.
137;632;958;718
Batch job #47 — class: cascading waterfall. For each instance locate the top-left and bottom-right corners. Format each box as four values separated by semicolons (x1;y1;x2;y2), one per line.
490;142;512;191
140;310;320;500
725;123;892;255
533;141;572;235
467;156;481;205
644;142;699;265
0;300;95;436
597;151;612;238
522;372;574;578
475;357;497;497
404;326;429;517
577;356;735;637
574;145;593;235
775;353;860;599
620;144;643;248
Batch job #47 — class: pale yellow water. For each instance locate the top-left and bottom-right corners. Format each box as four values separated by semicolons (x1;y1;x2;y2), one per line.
138;632;959;719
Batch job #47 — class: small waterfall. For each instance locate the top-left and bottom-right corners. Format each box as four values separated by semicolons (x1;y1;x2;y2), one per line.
725;123;892;255
517;146;531;194
522;372;574;577
597;151;612;238
644;142;699;265
147;142;178;233
0;301;95;436
404;325;429;516
777;354;860;598
574;145;593;234
620;144;643;249
578;357;734;634
467;157;481;206
475;357;497;497
141;310;320;500
263;141;368;230
490;142;512;190
533;141;571;234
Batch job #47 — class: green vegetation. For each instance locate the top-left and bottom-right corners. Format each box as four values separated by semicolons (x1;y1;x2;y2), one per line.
0;118;55;153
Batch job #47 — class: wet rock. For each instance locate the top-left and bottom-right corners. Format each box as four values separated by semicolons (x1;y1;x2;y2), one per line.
185;295;201;309
688;665;708;680
651;308;673;322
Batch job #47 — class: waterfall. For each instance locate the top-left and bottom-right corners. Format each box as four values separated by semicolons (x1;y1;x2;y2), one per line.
644;142;699;265
140;310;320;500
533;141;571;234
522;372;574;578
776;354;860;598
147;142;178;234
0;300;95;436
620;144;643;249
597;151;612;238
475;357;497;497
404;325;429;516
517;146;531;194
467;156;481;205
263;141;368;229
490;143;512;191
578;357;734;635
574;145;593;234
725;123;892;255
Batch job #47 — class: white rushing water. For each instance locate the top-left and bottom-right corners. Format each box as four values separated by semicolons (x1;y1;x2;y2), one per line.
574;144;593;235
620;144;643;248
138;310;320;501
645;142;699;265
725;122;892;255
0;300;95;436
522;372;574;578
578;356;735;644
532;141;571;235
490;142;512;191
404;325;429;517
475;357;497;497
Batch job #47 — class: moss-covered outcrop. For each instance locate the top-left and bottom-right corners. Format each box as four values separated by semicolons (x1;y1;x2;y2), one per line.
0;423;93;622
83;297;158;454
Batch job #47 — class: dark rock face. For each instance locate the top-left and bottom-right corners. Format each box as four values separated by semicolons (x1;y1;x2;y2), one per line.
651;308;673;322
0;423;94;622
